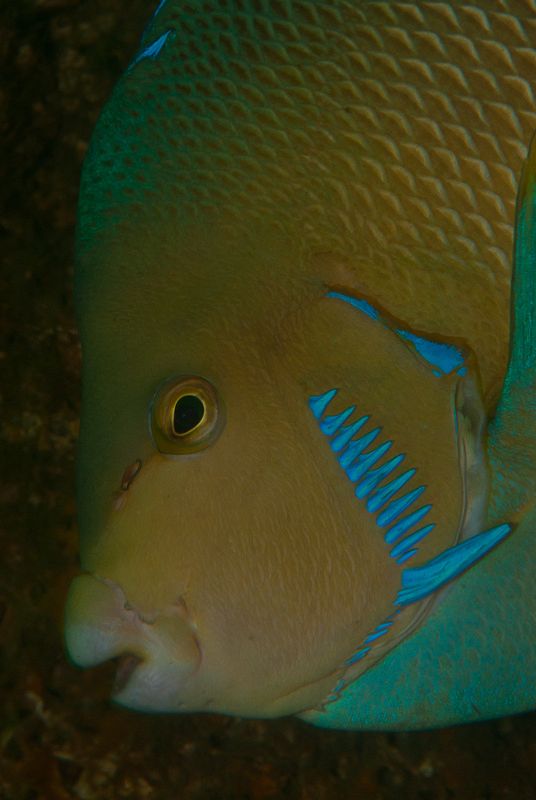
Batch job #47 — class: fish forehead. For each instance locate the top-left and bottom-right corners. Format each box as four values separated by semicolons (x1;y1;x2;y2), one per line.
76;210;314;353
78;0;536;403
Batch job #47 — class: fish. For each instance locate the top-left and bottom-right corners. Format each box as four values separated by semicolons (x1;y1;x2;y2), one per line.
64;0;536;729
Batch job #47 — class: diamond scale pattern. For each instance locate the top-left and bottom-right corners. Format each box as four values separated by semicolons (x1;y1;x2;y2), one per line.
80;0;536;405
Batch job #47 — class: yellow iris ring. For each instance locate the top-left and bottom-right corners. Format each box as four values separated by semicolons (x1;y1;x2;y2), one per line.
150;375;222;454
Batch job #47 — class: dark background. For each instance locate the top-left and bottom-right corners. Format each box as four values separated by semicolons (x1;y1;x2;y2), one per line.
1;1;535;798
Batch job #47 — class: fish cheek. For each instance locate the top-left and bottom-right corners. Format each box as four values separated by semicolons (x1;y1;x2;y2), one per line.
174;406;402;714
73;285;488;716
82;441;387;715
287;290;486;559
265;284;491;691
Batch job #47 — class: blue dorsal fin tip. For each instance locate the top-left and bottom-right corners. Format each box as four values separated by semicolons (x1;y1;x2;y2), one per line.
309;388;338;419
130;29;174;69
395;523;512;606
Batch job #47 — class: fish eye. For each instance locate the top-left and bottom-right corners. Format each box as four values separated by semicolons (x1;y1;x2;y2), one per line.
150;375;223;454
172;394;205;435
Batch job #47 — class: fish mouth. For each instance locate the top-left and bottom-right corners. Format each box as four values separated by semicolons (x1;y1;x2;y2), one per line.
65;573;203;711
113;653;144;695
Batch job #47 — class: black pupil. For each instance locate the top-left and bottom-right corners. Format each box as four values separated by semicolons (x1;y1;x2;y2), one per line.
173;394;205;435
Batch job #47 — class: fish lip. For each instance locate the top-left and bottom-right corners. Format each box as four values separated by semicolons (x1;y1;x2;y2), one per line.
110;654;197;712
113;653;144;695
65;571;205;714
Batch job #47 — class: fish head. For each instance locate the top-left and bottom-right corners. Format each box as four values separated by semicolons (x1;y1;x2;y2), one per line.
65;213;490;718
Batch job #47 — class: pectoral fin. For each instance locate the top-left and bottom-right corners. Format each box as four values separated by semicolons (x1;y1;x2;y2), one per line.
395;522;512;606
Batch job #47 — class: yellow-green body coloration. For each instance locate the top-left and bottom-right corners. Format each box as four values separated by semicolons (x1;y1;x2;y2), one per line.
65;0;536;728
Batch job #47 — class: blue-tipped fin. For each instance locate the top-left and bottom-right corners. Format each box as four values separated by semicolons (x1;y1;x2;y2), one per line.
395;523;512;606
129;30;175;70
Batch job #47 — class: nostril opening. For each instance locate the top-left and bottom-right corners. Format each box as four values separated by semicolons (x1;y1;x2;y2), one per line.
113;653;144;695
120;459;142;491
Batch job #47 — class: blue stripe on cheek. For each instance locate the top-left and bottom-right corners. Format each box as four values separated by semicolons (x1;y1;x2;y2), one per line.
347;441;392;483
384;504;433;545
390;524;436;561
308;389;436;563
345;647;371;666
338;427;381;470
309;388;338;420
308;387;512;689
354;453;405;499
308;387;438;671
331;415;370;452
366;468;416;513
364;625;391;644
320;405;356;435
376;485;427;528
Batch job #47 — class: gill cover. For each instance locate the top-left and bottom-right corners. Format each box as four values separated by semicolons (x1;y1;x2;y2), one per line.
303;133;536;730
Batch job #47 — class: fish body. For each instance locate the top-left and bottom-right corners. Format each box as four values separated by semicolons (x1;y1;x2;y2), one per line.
65;0;536;728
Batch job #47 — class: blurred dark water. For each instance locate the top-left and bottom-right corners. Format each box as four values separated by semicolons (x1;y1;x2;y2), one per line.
1;1;535;798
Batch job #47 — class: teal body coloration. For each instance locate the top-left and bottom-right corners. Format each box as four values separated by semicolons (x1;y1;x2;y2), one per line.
65;1;536;729
304;505;536;729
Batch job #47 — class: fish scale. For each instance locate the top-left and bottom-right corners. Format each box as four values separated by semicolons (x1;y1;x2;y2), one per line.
79;0;536;405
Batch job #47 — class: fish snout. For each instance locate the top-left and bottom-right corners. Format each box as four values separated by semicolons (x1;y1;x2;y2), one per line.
64;574;201;711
